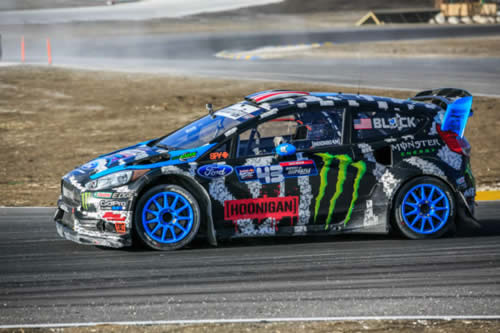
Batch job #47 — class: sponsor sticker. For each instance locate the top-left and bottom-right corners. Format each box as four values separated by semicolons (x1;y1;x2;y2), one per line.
102;212;126;222
115;222;127;234
236;160;317;184
210;151;229;160
373;117;416;130
112;192;134;199
281;160;318;178
224;196;299;221
311;139;340;148
93;192;113;199
392;139;440;152
197;164;233;179
236;166;257;181
172;151;197;161
216;104;260;120
100;200;127;210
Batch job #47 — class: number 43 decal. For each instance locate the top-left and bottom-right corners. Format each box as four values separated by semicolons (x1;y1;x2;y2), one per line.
256;165;284;184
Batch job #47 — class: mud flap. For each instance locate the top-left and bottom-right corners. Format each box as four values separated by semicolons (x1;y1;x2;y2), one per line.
455;197;481;233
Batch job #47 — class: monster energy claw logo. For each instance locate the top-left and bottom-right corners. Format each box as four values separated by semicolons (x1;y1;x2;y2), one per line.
314;153;366;229
81;192;91;210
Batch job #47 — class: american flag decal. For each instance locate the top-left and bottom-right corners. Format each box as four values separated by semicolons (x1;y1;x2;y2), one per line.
354;118;372;130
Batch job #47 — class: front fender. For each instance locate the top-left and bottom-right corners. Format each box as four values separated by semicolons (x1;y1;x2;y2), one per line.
130;166;217;246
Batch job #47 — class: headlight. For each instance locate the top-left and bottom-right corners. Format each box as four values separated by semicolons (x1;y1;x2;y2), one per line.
85;171;133;191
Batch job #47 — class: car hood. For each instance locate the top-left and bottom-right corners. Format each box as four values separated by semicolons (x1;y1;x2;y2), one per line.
63;143;166;185
82;145;165;173
62;142;214;188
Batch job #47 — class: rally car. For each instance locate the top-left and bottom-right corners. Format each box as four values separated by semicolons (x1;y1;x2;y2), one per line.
55;89;476;250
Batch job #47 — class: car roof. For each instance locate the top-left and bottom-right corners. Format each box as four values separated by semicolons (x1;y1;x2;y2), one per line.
244;90;442;114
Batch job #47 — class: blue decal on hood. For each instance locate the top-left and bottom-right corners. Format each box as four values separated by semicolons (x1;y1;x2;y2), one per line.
81;161;98;170
197;164;233;179
90;144;215;180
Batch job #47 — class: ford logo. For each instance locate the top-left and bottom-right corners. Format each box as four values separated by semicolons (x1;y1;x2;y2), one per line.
81;161;98;170
197;164;233;179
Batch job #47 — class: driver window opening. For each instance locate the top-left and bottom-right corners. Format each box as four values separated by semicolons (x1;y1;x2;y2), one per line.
237;109;343;158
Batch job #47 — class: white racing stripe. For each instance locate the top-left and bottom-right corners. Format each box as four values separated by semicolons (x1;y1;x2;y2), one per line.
2;316;500;329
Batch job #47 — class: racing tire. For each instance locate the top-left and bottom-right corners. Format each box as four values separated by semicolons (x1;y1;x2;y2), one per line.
393;176;455;239
134;184;200;250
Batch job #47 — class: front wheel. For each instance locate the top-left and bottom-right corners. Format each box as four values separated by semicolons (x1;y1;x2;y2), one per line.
134;184;200;250
393;177;455;239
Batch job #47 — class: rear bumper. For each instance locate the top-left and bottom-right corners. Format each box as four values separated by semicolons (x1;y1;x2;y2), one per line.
54;201;132;248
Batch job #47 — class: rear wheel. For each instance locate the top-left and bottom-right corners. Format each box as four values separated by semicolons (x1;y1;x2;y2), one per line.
134;184;200;250
393;177;455;239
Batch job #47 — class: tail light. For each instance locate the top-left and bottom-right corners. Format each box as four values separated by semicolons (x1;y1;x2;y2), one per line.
436;124;470;156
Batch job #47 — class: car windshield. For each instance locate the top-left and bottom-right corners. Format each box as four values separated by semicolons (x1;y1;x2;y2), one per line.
156;103;260;150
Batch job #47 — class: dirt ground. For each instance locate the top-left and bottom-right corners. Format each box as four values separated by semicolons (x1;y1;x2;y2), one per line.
1;320;499;333
0;65;498;207
301;36;500;59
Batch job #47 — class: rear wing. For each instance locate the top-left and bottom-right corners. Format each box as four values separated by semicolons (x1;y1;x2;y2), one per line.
410;88;473;138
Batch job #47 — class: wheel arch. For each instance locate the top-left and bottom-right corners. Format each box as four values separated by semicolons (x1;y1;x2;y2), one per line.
131;172;217;246
386;172;458;231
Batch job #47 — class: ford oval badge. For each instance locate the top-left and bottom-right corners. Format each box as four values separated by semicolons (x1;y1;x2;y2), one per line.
197;164;233;179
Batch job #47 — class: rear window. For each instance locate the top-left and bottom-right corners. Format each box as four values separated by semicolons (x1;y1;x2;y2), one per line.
352;111;425;143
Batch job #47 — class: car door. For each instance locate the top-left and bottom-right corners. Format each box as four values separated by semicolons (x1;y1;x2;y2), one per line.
294;107;377;232
220;106;371;237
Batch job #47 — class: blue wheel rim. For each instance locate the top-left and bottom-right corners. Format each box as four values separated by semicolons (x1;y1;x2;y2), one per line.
401;184;450;235
141;191;194;244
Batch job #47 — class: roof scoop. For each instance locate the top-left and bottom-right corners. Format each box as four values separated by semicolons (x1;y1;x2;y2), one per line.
441;96;473;138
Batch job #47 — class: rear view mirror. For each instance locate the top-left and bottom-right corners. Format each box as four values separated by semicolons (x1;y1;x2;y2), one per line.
276;143;296;157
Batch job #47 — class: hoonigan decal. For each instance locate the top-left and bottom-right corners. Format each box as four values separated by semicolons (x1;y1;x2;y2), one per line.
224;196;299;222
314;153;366;229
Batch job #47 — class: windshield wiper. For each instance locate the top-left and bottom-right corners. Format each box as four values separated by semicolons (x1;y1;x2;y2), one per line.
155;144;172;151
134;148;171;165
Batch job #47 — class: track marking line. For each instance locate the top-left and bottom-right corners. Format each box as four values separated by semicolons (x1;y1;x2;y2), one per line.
2;316;500;329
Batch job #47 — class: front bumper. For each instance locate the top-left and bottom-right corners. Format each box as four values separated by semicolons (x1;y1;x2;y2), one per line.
54;199;132;248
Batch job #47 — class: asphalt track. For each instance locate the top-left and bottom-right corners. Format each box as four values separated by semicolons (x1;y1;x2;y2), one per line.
2;25;500;95
1;18;500;327
0;202;499;326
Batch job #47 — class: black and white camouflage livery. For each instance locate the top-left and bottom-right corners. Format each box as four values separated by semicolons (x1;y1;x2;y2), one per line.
55;89;477;250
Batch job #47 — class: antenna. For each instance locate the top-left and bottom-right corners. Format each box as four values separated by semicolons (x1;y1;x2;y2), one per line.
206;103;215;118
